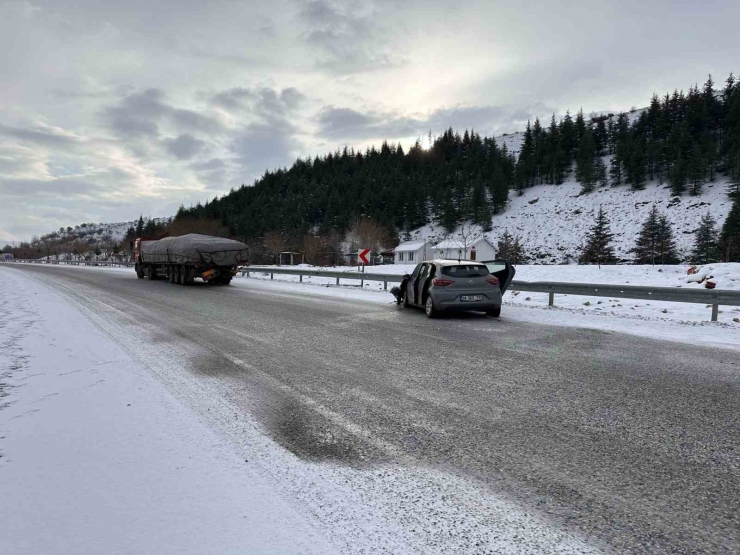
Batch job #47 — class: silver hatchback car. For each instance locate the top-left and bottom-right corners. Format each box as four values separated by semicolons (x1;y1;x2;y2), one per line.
401;259;515;318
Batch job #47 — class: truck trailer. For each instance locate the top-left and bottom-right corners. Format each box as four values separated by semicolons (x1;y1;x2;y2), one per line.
134;234;248;285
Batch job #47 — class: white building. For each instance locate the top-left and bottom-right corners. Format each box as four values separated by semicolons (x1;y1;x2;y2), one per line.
394;240;432;264
431;236;496;261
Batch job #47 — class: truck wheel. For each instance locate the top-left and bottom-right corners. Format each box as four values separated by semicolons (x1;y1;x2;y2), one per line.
486;305;502;318
136;264;144;279
168;267;175;283
179;266;187;285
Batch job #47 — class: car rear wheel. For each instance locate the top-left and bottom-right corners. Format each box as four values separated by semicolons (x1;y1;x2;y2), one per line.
424;296;437;318
487;305;501;318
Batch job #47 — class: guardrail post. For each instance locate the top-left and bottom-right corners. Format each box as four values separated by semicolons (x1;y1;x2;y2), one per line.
548;292;554;307
384;280;387;290
336;277;340;286
299;274;303;283
271;272;274;280
711;304;719;322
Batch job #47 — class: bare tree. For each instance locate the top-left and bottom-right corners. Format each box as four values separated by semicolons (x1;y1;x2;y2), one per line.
263;231;286;262
323;230;345;266
451;219;481;258
301;235;324;265
347;216;394;257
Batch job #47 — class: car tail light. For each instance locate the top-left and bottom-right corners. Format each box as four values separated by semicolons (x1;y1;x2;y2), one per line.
432;278;454;287
487;277;500;286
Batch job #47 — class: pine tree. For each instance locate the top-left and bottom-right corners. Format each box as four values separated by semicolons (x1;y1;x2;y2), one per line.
496;231;514;259
631;206;661;264
579;206;617;266
609;154;622;186
595;157;608;187
656;215;680;264
691;212;719;263
719;199;740;262
135;216;144;239
632;208;680;264
577;128;597;193
496;231;527;263
687;142;705;195
727;154;740;199
511;235;528;264
143;219;157;238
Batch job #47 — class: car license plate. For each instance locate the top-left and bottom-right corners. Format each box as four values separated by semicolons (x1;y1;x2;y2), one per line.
460;295;483;302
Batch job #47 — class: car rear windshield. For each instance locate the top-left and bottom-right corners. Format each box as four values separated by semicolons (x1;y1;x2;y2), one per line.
441;264;490;278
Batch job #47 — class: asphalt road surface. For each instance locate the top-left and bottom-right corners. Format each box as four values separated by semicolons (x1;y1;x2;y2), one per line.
6;264;740;553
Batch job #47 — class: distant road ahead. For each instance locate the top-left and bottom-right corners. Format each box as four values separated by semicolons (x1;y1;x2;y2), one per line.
7;263;740;554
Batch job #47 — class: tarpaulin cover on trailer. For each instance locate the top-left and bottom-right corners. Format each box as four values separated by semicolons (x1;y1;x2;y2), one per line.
140;234;249;266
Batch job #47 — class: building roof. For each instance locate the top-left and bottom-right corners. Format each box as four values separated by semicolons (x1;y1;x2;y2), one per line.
432;236;495;250
394;240;428;252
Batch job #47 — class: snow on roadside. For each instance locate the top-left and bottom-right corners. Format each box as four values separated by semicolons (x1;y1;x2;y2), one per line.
0;268;334;555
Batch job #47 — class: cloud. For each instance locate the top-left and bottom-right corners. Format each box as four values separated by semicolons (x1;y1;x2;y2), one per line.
231;119;302;177
211;87;256;111
101;88;168;139
0;123;80;148
0;177;103;197
297;0;404;74
315;102;559;143
101;88;223;141
211;86;307;116
162;134;206;160
190;157;229;187
172;109;223;135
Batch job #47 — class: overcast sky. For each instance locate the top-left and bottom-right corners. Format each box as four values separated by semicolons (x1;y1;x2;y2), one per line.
1;0;739;241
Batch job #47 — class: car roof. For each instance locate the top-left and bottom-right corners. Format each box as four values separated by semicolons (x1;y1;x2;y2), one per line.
428;259;486;266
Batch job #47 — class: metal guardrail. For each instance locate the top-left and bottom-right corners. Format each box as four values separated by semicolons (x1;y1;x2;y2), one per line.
2;258;134;268
241;266;740;322
5;259;738;322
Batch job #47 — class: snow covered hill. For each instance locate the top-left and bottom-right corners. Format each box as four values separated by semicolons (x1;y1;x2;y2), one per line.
409;168;733;264
42;217;169;244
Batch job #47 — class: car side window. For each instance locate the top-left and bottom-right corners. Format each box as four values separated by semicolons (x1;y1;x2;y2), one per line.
410;264;422;279
419;264;429;280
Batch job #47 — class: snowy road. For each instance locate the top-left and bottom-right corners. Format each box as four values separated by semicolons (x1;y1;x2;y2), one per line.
3;264;740;554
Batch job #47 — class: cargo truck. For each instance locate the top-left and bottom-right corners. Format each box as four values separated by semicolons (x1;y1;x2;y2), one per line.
134;234;248;285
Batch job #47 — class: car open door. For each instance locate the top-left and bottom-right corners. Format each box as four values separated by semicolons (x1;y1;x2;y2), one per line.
407;263;422;305
415;263;432;305
482;260;516;294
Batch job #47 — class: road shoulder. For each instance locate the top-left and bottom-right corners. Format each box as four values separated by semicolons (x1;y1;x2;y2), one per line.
0;267;334;555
